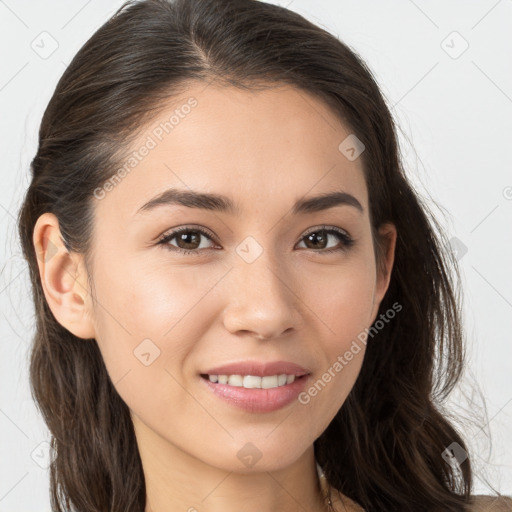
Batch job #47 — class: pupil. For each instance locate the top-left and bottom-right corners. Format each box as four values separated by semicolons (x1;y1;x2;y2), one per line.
180;231;199;248
308;231;326;248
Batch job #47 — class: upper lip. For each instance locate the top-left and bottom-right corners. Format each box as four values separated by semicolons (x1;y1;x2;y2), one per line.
201;360;311;377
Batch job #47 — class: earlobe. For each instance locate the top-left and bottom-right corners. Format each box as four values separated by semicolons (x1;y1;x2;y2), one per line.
33;212;96;340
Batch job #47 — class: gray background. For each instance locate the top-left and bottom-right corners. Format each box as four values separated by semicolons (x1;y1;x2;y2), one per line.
1;0;511;510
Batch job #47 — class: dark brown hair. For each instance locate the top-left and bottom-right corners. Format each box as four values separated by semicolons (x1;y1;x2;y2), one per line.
16;0;506;510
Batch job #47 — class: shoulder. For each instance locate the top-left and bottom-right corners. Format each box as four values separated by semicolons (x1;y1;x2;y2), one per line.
331;494;512;512
468;494;512;511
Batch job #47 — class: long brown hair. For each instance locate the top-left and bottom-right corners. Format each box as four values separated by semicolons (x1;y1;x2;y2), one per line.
16;0;502;510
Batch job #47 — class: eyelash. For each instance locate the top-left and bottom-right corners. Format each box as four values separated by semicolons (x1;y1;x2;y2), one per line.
157;224;354;256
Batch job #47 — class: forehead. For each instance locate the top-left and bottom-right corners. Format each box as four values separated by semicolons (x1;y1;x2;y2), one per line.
94;82;368;223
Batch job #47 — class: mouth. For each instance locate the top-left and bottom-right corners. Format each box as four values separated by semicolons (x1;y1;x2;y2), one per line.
199;373;310;389
199;373;311;413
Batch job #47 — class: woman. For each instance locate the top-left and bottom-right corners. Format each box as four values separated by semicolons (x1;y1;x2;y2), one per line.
17;0;511;510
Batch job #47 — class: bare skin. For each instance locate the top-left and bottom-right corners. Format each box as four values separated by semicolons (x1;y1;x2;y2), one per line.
33;82;396;512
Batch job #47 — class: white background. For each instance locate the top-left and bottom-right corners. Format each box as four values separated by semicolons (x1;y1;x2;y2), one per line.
0;1;511;510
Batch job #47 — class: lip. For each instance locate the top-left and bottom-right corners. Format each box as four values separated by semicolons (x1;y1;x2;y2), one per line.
200;373;311;413
201;360;311;377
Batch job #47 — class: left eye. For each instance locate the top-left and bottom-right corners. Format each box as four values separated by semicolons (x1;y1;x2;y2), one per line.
297;227;354;253
157;225;354;256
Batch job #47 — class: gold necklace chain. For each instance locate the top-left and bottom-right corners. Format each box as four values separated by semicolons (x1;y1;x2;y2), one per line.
317;462;335;511
317;462;365;512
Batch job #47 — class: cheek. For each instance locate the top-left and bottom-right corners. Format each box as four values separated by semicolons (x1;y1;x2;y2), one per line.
89;255;228;378
295;258;376;417
301;255;377;341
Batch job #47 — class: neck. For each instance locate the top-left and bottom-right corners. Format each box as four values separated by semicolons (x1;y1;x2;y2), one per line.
133;416;328;512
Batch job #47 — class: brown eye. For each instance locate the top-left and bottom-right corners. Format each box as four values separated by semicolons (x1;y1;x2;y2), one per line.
157;225;354;256
297;226;354;254
173;230;202;250
158;227;217;255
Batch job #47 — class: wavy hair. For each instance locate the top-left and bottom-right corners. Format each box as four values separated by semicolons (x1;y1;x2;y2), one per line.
17;0;506;510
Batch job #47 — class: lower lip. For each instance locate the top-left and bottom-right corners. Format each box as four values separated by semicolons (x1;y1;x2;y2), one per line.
200;374;310;413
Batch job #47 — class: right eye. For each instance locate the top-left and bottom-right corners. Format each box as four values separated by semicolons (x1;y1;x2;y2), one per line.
157;226;218;255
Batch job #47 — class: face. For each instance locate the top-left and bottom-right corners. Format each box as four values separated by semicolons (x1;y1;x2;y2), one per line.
40;82;396;474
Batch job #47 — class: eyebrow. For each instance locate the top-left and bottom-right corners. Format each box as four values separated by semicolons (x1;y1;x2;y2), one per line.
136;188;364;216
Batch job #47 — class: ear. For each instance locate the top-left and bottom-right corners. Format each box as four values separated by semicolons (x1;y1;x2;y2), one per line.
371;222;397;318
32;212;96;339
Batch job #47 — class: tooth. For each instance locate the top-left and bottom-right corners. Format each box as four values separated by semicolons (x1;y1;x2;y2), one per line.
243;375;262;388
261;375;278;388
278;374;288;386
210;374;296;387
228;374;243;387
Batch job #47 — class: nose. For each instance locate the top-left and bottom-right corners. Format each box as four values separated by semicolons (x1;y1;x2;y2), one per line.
221;249;303;340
